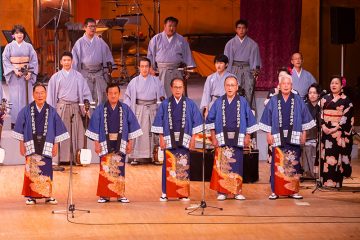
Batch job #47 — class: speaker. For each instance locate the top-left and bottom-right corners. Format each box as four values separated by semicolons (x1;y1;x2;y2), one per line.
330;7;356;44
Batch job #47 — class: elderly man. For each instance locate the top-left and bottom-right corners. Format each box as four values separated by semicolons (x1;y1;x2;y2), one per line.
124;57;165;165
224;19;261;110
151;78;203;202
206;75;258;201
12;83;69;205
259;71;315;200
72;18;114;105
147;16;195;97
290;52;317;99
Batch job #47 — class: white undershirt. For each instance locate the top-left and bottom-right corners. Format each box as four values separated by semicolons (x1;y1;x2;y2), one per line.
237;35;247;44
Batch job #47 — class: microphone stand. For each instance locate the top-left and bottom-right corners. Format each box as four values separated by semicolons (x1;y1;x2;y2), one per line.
52;114;90;218
186;109;223;215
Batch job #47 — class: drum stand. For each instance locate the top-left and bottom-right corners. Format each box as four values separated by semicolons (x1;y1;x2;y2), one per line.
52;114;90;218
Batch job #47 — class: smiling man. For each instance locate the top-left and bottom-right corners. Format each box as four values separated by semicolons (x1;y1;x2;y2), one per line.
12;83;70;205
259;71;316;200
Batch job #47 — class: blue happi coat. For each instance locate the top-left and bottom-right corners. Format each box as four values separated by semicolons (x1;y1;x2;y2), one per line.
259;92;316;146
206;94;258;147
85;101;143;156
12;102;70;158
151;96;203;149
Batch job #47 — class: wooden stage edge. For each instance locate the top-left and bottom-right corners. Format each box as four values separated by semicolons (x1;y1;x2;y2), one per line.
0;161;360;240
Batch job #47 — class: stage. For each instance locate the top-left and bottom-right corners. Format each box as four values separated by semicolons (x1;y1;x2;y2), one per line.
0;160;359;239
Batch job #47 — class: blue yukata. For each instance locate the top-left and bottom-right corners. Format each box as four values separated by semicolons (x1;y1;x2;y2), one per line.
259;92;316;196
151;96;203;198
206;94;258;195
86;101;142;198
12;102;69;198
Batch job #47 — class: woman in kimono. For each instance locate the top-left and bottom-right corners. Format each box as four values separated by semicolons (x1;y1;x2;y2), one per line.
12;83;69;205
2;25;38;129
320;76;353;188
259;71;316;200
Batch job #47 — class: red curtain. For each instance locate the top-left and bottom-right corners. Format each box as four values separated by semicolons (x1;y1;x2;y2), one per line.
240;0;302;90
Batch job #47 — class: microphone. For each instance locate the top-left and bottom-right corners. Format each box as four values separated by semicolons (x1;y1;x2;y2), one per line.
320;89;328;98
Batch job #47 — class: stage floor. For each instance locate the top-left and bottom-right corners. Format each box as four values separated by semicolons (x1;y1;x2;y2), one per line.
0;161;360;239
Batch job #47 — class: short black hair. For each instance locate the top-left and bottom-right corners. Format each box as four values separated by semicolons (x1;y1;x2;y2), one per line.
330;75;343;85
33;82;47;92
214;54;229;64
106;83;121;93
138;57;151;67
84;18;96;26
11;24;27;37
61;51;73;60
164;16;179;25
170;77;184;87
307;83;321;95
235;19;248;28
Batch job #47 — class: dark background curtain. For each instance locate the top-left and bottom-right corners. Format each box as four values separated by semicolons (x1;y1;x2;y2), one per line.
241;0;302;90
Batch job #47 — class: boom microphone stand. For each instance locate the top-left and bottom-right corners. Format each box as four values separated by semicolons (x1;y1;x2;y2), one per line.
186;109;223;215
52;114;90;218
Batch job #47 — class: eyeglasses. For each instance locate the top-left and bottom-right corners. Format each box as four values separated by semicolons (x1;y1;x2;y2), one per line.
86;25;96;29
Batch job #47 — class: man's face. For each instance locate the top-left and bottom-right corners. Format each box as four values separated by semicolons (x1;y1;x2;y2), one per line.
60;56;72;70
279;77;292;95
291;53;303;68
215;61;227;73
14;31;24;42
224;77;238;98
164;21;177;37
139;60;150;77
235;24;247;39
33;86;47;106
84;22;96;38
171;79;184;99
107;86;121;105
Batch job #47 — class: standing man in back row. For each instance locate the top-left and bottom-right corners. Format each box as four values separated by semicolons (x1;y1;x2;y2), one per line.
224;19;261;110
72;18;114;105
290;52;317;100
147;16;196;97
